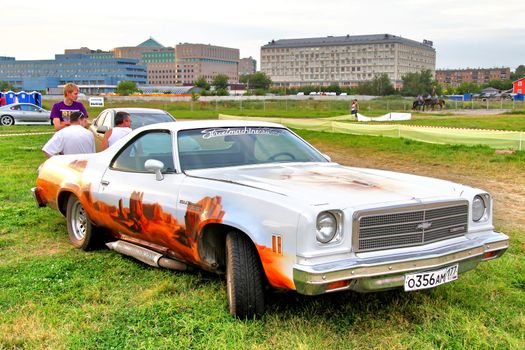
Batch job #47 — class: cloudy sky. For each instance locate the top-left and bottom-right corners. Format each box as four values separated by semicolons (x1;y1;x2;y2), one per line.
3;0;524;70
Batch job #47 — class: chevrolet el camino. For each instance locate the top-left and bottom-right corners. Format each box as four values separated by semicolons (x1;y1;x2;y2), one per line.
32;120;509;318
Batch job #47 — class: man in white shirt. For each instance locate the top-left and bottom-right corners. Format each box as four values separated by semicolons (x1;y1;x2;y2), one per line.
42;111;95;158
101;111;132;150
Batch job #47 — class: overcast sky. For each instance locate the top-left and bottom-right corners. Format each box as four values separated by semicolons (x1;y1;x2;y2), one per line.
3;0;524;70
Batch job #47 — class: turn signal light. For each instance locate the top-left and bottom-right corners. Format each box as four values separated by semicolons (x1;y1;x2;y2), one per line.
482;251;498;260
326;280;350;291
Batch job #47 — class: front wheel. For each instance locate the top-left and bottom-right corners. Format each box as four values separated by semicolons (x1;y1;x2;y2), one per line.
0;115;14;126
66;195;98;250
226;231;265;318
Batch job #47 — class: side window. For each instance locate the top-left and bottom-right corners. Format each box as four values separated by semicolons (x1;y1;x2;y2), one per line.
102;112;113;128
111;131;174;173
95;112;108;127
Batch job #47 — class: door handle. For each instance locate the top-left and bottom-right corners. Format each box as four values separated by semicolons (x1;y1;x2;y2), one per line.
101;180;110;186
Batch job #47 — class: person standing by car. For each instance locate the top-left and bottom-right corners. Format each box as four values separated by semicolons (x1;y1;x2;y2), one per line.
101;111;132;150
42;111;94;158
351;99;359;117
50;83;88;130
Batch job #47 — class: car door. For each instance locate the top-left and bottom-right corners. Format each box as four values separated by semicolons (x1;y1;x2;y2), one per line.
93;129;188;255
28;105;49;122
17;104;34;122
92;111;110;150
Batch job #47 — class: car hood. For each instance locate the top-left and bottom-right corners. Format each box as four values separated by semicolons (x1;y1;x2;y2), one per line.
186;163;465;207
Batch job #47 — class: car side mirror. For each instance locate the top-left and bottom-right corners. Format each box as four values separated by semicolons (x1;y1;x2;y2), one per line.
96;125;108;134
144;159;165;181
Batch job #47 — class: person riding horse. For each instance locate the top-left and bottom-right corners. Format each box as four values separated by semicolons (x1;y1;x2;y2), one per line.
413;95;445;111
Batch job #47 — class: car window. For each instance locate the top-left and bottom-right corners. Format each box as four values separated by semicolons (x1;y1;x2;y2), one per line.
20;104;34;111
178;127;327;170
94;111;108;127
10;105;21;110
102;112;113;128
111;130;175;173
129;113;174;130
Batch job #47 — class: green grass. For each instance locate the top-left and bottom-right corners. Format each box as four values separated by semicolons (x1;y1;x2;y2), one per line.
1;122;524;349
38;97;525;123
383;115;525;131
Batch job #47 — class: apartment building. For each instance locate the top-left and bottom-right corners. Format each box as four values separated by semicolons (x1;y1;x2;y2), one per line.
239;56;257;76
175;43;239;85
260;34;436;88
436;67;511;87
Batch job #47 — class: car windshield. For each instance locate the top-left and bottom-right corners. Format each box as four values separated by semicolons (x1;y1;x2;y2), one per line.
129;113;174;129
177;126;328;170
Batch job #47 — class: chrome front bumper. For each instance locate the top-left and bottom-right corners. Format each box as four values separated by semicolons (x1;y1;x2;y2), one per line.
293;231;509;295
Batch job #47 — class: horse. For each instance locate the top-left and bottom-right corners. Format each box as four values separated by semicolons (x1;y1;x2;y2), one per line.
412;100;425;111
423;98;446;111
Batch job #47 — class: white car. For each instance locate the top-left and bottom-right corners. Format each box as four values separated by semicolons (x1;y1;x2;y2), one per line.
32;120;509;318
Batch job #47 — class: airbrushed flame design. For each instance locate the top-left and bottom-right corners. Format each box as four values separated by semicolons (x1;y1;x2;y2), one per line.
36;158;293;288
256;244;295;289
84;191;224;263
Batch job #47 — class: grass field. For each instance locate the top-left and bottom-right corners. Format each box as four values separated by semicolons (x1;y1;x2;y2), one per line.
36;98;525;131
1;114;524;349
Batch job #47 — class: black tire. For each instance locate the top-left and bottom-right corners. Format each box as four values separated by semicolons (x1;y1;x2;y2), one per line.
0;115;14;126
226;231;265;318
66;195;97;251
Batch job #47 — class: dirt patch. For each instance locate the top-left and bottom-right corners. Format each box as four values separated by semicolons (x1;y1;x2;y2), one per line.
313;143;525;233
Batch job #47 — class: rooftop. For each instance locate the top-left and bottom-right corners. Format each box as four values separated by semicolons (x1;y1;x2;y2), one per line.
137;37;164;48
261;34;434;50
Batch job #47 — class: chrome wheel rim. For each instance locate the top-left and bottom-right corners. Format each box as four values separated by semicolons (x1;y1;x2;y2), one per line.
71;201;87;241
0;116;13;126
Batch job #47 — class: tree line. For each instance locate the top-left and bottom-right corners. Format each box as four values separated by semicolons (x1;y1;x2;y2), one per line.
100;64;525;97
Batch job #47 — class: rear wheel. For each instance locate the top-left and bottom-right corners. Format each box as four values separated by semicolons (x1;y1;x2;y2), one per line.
226;231;265;318
0;115;14;126
66;195;98;250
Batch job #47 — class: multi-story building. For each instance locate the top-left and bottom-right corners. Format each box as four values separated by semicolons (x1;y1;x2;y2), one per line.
239;57;257;76
436;68;511;87
260;34;436;88
0;53;146;92
175;43;239;85
113;37;166;61
64;47;113;59
69;38;177;86
142;48;177;85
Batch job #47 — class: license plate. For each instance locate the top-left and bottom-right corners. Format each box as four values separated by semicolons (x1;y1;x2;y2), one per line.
404;264;458;291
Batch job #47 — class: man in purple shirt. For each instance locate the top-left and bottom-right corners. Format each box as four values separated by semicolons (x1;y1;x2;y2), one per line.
50;83;88;130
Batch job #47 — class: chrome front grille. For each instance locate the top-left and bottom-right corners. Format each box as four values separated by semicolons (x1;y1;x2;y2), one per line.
353;201;469;252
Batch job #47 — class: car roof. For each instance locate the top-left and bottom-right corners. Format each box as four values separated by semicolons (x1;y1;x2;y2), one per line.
105;107;168;114
136;119;286;133
0;103;41;109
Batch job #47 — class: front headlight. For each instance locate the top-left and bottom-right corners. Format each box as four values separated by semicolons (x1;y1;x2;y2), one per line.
316;211;340;243
472;194;489;222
